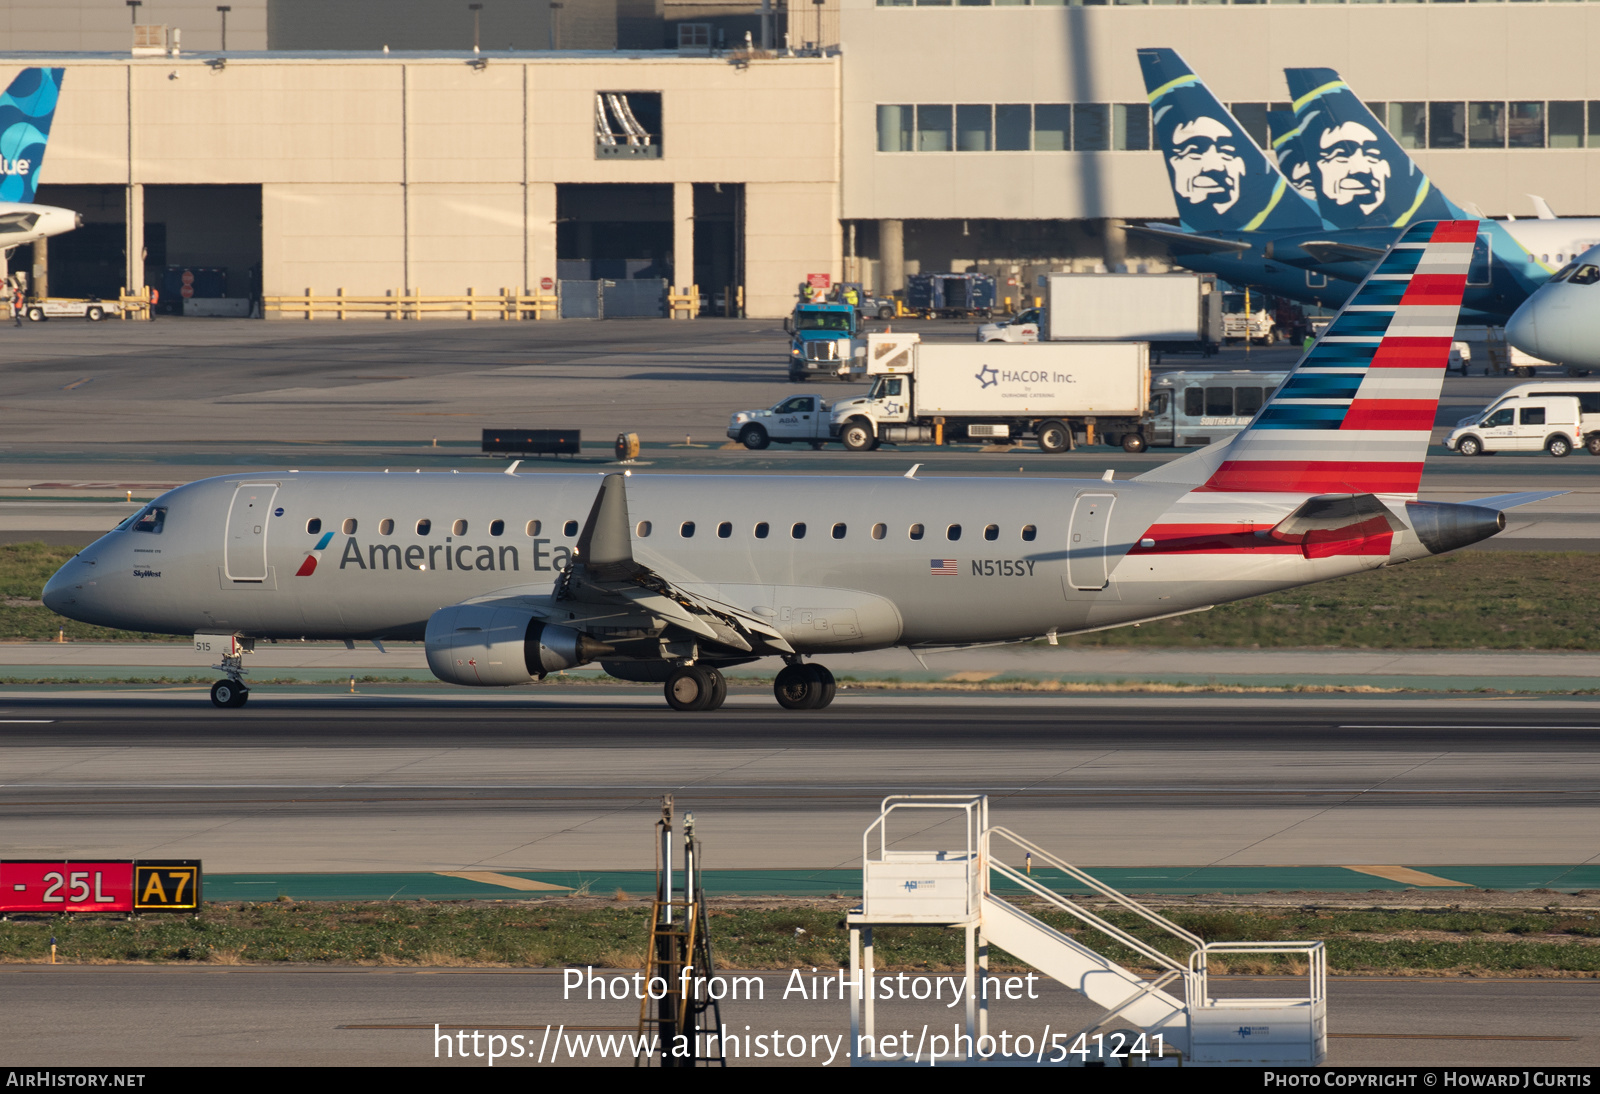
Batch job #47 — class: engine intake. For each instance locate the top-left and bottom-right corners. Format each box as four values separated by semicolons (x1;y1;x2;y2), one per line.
425;604;611;686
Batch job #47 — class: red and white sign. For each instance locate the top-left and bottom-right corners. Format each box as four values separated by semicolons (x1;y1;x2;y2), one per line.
806;273;831;290
1;861;134;913
540;277;554;291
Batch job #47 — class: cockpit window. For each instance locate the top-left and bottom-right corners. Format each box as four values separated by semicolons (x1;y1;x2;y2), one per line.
1569;265;1600;286
131;506;167;534
1549;262;1578;283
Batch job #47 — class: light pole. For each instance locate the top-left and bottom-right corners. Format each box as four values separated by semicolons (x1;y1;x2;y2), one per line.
468;3;482;52
812;0;824;50
549;3;563;50
217;5;231;51
126;1;141;24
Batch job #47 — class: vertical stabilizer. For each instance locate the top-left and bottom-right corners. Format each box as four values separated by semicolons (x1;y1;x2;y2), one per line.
1139;220;1478;496
0;68;64;204
1138;48;1322;235
1284;69;1462;230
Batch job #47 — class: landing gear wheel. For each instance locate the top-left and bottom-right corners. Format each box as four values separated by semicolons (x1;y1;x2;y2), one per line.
1548;436;1573;458
1122;433;1147;454
841;420;875;452
774;664;834;710
704;669;727;711
739;424;770;450
210;680;248;708
1456;435;1483;457
1037;419;1070;454
664;666;715;712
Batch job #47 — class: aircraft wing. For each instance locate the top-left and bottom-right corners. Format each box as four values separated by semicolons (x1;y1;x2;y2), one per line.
1297;239;1385;265
1123;222;1252;256
550;473;796;656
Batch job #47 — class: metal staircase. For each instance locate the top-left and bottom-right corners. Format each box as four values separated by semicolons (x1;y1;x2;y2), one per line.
847;795;1327;1067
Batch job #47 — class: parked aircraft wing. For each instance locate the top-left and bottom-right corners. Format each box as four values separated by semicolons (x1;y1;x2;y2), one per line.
1123;222;1252;255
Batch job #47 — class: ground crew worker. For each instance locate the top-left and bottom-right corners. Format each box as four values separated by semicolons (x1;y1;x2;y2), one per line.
11;283;21;327
844;286;859;308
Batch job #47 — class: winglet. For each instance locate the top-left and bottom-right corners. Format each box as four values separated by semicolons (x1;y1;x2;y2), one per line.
575;473;642;581
904;464;921;479
504;459;521;475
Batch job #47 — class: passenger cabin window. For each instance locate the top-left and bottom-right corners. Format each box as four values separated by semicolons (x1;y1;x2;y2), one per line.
909;523;925;540
380;519;395;535
871;523;887;540
1235;388;1265;416
1205;388;1234;416
717;522;732;539
526;520;541;536
132;506;166;534
1184;388;1204;417
947;524;962;541
416;519;432;536
453;520;467;536
681;521;696;538
1521;407;1546;426
832;523;847;539
490;520;505;537
984;524;999;541
343;518;357;534
1022;525;1037;542
563;520;578;537
792;522;807;539
306;518;322;534
754;522;770;539
637;521;652;537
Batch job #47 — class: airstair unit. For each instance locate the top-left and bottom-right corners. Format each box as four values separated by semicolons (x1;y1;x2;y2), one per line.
847;795;1327;1067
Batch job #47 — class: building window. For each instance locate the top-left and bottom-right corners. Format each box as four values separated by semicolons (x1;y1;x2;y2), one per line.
878;105;913;152
956;104;992;151
1034;104;1070;151
595;92;662;159
917;104;953;151
1467;101;1505;149
1429;102;1465;149
1549;101;1584;148
1508;102;1544;148
1230;102;1268;148
1113;103;1150;150
1073;103;1109;151
1386;102;1426;149
996;104;1031;150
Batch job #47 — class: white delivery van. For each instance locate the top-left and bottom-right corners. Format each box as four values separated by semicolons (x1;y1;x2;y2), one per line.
1445;382;1600;456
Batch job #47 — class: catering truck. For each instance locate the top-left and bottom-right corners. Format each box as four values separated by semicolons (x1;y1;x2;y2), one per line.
1037;272;1220;355
828;333;1150;453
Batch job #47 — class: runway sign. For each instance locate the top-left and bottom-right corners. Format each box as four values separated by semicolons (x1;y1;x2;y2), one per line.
0;860;201;913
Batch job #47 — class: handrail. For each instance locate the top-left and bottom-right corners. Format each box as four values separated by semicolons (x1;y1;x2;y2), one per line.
988;859;1190;976
863;795;985;868
986;826;1205;952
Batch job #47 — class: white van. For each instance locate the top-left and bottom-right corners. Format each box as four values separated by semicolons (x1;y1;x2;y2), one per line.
1446;381;1600;457
1145;369;1289;448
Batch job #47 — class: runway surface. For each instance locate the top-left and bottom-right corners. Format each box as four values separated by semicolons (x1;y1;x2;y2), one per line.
2;695;1598;872
3;966;1596;1067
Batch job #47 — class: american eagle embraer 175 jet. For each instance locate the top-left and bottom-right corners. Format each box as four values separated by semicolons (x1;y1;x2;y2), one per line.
43;222;1541;712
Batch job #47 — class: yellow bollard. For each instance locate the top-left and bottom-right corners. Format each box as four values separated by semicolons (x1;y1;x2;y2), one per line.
349;674;356;694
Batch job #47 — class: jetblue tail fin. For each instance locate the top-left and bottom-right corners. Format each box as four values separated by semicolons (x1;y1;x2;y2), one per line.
1138;48;1322;235
1284;69;1462;231
1138;220;1478;496
0;68;64;205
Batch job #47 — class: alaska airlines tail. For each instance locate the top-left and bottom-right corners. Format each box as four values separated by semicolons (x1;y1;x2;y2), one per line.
0;68;64;205
1266;110;1318;207
1140;220;1478;496
1284;69;1462;231
1138;48;1322;235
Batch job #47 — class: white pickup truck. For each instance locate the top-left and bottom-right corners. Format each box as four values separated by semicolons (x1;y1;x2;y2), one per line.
975;308;1043;343
727;391;838;450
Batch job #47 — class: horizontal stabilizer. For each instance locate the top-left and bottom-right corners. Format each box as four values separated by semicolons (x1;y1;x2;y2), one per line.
1298;239;1385;265
1462;490;1566;511
1123;222;1252;255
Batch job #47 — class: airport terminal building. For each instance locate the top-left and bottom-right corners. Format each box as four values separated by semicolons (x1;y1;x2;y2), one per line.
5;0;1600;316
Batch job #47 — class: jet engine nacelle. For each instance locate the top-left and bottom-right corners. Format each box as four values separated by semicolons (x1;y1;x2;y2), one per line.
424;604;611;686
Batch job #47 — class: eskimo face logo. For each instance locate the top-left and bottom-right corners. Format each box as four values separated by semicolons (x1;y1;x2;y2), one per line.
1168;117;1245;215
1284;157;1316;203
1316;121;1390;215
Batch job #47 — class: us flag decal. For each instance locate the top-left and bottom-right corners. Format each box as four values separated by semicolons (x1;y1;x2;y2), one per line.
930;559;958;575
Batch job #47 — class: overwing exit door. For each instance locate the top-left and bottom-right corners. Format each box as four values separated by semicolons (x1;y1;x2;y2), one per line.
224;483;278;582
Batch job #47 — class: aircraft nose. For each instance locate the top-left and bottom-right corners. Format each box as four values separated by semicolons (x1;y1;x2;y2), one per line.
1504;299;1541;359
41;558;84;615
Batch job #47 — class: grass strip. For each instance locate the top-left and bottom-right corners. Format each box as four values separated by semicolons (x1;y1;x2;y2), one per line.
6;901;1600;975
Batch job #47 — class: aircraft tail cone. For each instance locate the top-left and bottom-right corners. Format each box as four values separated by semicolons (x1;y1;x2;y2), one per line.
1405;501;1505;555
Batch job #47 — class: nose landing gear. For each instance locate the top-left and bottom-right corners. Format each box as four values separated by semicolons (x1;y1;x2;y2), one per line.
210;646;250;709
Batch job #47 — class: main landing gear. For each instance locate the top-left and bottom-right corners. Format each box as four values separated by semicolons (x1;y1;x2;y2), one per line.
660;660;837;711
210;649;249;708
